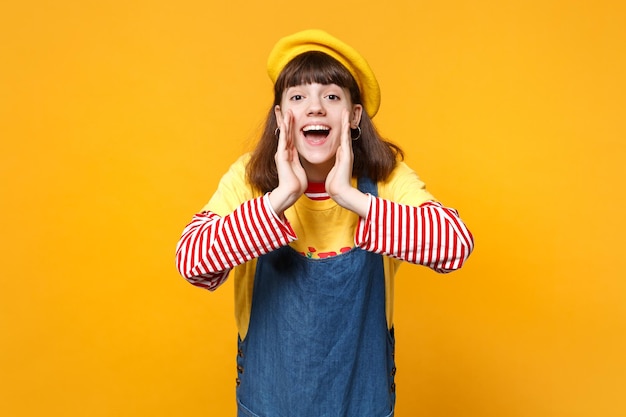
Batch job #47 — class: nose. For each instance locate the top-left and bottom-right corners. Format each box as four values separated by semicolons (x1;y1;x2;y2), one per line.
306;96;325;116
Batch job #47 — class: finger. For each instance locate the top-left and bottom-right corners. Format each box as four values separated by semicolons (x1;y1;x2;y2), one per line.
340;109;353;159
286;111;301;164
285;110;294;148
342;109;351;145
276;113;288;152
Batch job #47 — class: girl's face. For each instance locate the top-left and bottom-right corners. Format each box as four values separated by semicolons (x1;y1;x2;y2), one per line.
275;82;363;181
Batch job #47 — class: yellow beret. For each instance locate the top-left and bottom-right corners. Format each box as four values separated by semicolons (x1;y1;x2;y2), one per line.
267;29;381;118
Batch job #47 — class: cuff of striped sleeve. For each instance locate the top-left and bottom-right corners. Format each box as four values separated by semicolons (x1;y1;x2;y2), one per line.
354;194;375;248
263;193;297;241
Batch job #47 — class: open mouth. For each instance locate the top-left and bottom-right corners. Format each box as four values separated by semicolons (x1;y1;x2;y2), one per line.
302;125;331;140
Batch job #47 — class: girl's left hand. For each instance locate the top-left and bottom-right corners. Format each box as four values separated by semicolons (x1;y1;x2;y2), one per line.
326;110;370;217
325;109;353;198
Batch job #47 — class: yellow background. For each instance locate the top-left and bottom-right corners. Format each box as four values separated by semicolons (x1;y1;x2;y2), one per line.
1;0;625;416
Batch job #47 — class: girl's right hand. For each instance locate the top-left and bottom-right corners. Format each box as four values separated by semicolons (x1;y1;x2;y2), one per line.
269;110;307;218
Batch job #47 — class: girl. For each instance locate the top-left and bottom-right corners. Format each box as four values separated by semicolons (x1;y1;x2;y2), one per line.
176;29;473;417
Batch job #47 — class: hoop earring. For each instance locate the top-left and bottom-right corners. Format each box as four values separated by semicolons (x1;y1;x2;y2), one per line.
274;128;280;138
351;126;362;141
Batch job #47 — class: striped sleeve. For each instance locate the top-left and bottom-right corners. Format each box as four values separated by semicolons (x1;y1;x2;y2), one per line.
175;194;297;290
355;198;474;273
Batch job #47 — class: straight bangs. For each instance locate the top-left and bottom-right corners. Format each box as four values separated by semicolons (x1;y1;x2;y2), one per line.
273;51;361;105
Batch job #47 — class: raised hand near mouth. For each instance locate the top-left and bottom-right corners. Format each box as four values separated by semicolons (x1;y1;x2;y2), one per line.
326;109;370;218
269;109;308;218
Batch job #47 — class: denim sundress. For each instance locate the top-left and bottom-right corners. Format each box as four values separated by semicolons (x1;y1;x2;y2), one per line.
236;178;396;417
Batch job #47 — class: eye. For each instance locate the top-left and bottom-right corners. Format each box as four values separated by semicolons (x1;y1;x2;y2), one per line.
326;94;340;100
290;94;304;101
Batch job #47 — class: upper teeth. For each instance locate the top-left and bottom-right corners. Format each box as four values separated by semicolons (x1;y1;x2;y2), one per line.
303;125;329;132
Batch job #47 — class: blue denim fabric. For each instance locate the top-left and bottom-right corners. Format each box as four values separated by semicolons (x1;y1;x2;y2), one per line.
236;178;396;417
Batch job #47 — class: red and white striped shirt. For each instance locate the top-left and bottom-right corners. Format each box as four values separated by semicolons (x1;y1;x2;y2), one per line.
175;193;473;291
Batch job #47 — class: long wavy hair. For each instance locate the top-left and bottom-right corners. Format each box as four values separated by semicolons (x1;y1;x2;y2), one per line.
246;51;404;193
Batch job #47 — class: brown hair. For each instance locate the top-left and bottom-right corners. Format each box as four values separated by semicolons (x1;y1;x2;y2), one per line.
246;51;404;193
